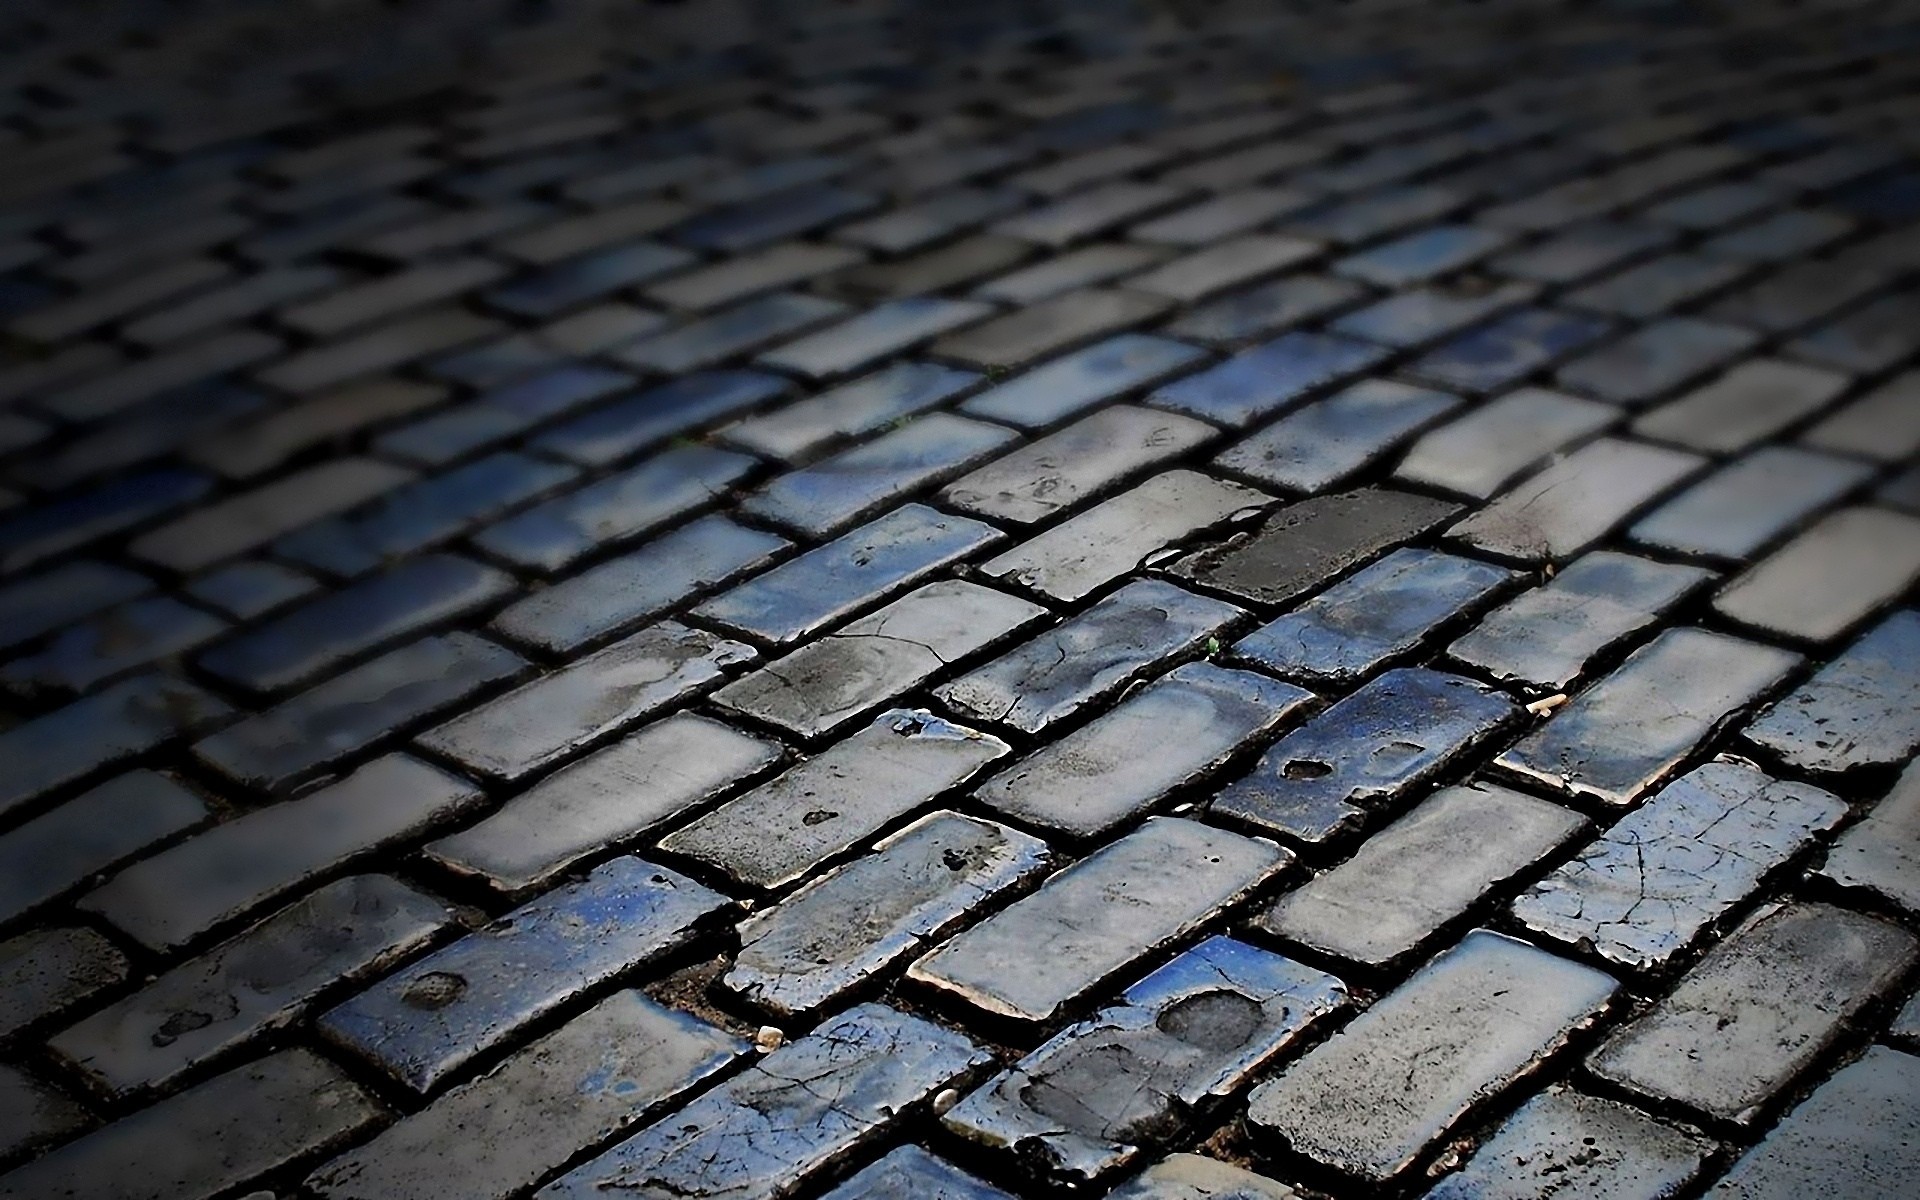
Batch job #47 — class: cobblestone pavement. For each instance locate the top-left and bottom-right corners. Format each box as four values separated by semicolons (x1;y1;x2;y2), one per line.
3;0;1920;1196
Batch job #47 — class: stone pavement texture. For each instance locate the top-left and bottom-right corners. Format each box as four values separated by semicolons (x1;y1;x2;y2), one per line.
2;0;1920;1196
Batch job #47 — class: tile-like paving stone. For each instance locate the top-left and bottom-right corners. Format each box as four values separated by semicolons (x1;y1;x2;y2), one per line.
713;579;1047;740
1448;551;1715;690
958;336;1206;430
1818;758;1920;913
0;770;208;926
417;621;753;782
537;1004;989;1200
1448;438;1703;562
1788;290;1920;373
944;937;1346;1183
1590;901;1917;1122
1632;359;1851;453
308;992;745;1200
1145;331;1389;427
0;1066;86;1164
822;1146;1013;1200
934;288;1173;372
1801;371;1920;463
725;810;1050;1018
1631;447;1872;560
1394;387;1617;500
1107;1154;1301;1200
490;515;788;656
1335;224;1510;287
1565;255;1751;322
426;713;779;898
980;469;1271;603
1403;308;1613;395
51;875;451;1096
1232;548;1515;686
934;579;1243;734
1332;279;1538;349
693;503;1001;644
976;662;1310;840
740;413;1016;535
1164;274;1369;347
1215;380;1462;493
1167;487;1463;607
830;232;1034;301
376;364;634;468
472;445;756;573
1556;318;1760;407
910;817;1289;1024
0;468;214;575
1245;929;1616;1184
1512;760;1844;970
1133;187;1315;245
0;561;155;655
1212;667;1519;844
942;405;1215;524
757;297;991;380
532;370;792;467
724;360;980;460
1128;234;1321;303
612;293;845;374
1424;1087;1711;1200
973;242;1166;305
994;180;1190;246
1498;629;1799;805
660;709;1009;891
1713;507;1920;642
1261;782;1587;967
0;926;128;1041
647;241;865;311
1704;1045;1920;1199
320;857;730;1093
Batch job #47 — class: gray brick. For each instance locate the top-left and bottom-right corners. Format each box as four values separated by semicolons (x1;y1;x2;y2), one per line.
0;1050;379;1200
3;596;227;698
836;186;1025;253
1706;1046;1920;1200
1132;188;1316;245
192;633;526;793
1714;508;1920;643
724;361;981;461
994;181;1190;246
132;458;416;573
1395;387;1616;500
1591;901;1916;1122
1147;332;1388;428
1708;258;1891;334
646;241;864;311
0;927;128;1042
538;1004;988;1200
0;771;207;926
616;293;848;374
757;297;991;380
1448;551;1714;690
1166;274;1370;349
959;334;1207;429
52;876;451;1096
532;372;790;468
0;470;217;575
1819;758;1920;913
725;810;1050;1018
0;562;153;655
497;200;686;264
1633;359;1851;453
1213;667;1519;844
1332;280;1539;349
936;579;1242;734
283;258;506;338
258;308;502;394
1261;782;1587;967
942;406;1216;524
934;288;1172;372
84;753;482;952
426;713;779;898
0;1066;86;1164
1448;438;1703;562
1513;760;1843;969
1128;234;1321;303
1631;447;1872;560
1335;224;1511;287
1566;255;1751;321
659;709;1009;891
828;234;1034;302
321;857;728;1093
1801;372;1920;462
823;1147;1013;1200
909;817;1288;1024
1244;930;1616;1184
944;937;1345;1183
1425;1087;1710;1200
713;579;1047;740
1557;318;1760;407
975;243;1169;305
308;992;745;1200
1109;1155;1299;1200
1168;487;1462;606
740;414;1016;536
1788;291;1920;373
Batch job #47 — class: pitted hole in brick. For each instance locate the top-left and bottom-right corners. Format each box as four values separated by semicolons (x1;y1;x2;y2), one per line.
802;809;838;825
402;971;468;1010
1156;989;1264;1051
1282;758;1334;780
152;1008;218;1047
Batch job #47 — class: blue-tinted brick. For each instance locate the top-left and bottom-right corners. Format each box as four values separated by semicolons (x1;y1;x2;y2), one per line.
485;241;694;319
1491;220;1677;285
616;292;849;374
534;371;791;467
1164;275;1370;347
1334;224;1511;287
185;561;317;620
1405;308;1613;394
961;334;1209;428
675;185;880;252
0;469;215;574
1215;380;1462;495
740;413;1016;535
1147;332;1388;427
376;366;636;468
0;674;231;821
0;562;153;655
724;361;982;461
1557;317;1760;406
4;597;227;696
424;334;565;390
1331;281;1538;349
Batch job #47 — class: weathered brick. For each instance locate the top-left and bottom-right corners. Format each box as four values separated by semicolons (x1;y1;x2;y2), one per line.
533;371;791;467
1425;1087;1710;1200
1332;280;1540;350
0;770;207;927
724;361;980;460
994;181;1189;246
374;365;634;467
943;406;1215;524
1557;318;1760;407
740;413;1016;535
1632;359;1851;452
1705;1046;1920;1199
1818;758;1920;913
258;308;501;394
0;1066;86;1164
1631;447;1872;561
1801;371;1920;462
673;185;877;253
1448;438;1702;562
132;458;415;573
3;597;227;697
1714;507;1920;643
1129;234;1321;303
1403;308;1613;394
976;243;1170;305
0;927;127;1042
0;561;153;655
823;1146;1013;1200
934;289;1172;372
0;469;215;574
1133;187;1316;245
1147;332;1388;428
1567;255;1751;321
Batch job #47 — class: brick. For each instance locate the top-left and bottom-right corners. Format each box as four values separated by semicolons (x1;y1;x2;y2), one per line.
1011;144;1171;195
1168;487;1462;606
1425;1087;1710;1200
1262;782;1585;968
910;817;1289;1024
836;185;1024;253
35;329;282;424
1448;438;1703;562
132;458;415;573
473;445;756;573
0;771;207;926
714;579;1046;740
933;288;1171;372
257;308;501;394
1802;372;1920;462
0;561;153;655
1634;447;1869;561
0;469;215;573
15;383;268;491
374;366;634;467
184;561;317;621
0;927;128;1041
659;709;1009;891
824;1147;1013;1200
959;334;1206;429
1708;208;1854;262
1708;259;1891;334
0;674;231;823
10;257;230;343
1566;254;1751;320
498;200;687;263
1132;188;1316;245
740;415;1015;535
1633;359;1851;452
1557;318;1760;406
0;1066;86;1164
1819;758;1920;911
321;857;728;1093
1404;308;1613;394
974;243;1169;305
307;992;744;1200
1147;332;1387;427
419;621;752;781
1164;138;1332;190
1128;234;1320;303
535;371;790;467
0;1050;379;1200
725;810;1050;1018
1395;387;1616;499
1448;551;1715;690
356;201;554;260
1244;930;1616;1184
726;361;980;460
85;753;481;952
1787;291;1920;373
943;406;1215;524
945;937;1345;1183
283;258;505;337
994;180;1189;246
1332;279;1538;349
52;876;451;1096
1705;1046;1920;1199
1714;508;1920;642
829;233;1034;301
487;242;693;319
538;1004;988;1200
3;597;227;697
615;293;848;374
1288;184;1463;245
1335;224;1510;287
673;184;878;252
1213;667;1519;844
1591;902;1916;1122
